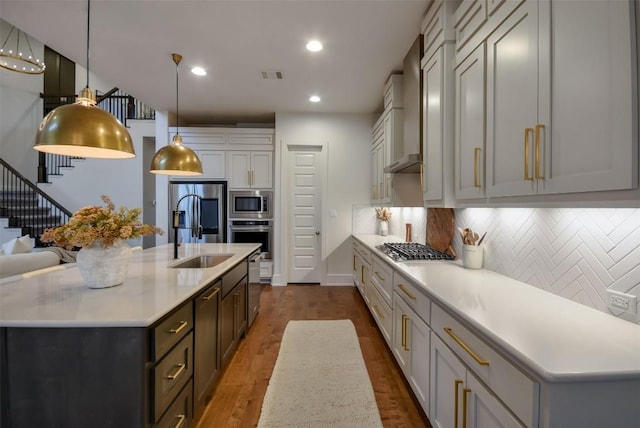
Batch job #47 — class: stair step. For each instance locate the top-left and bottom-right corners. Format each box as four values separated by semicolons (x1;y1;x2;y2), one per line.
2;207;51;215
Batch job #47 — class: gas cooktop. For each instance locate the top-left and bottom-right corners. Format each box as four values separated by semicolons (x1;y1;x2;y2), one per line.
376;242;455;262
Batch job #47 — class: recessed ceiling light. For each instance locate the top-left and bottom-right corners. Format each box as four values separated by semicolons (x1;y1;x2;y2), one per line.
306;40;323;52
309;95;321;103
191;66;207;76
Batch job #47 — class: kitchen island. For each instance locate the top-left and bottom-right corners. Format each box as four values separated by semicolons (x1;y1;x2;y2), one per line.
353;234;640;428
0;243;260;428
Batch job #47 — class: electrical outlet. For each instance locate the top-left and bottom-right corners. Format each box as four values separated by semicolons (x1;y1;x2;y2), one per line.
606;290;637;314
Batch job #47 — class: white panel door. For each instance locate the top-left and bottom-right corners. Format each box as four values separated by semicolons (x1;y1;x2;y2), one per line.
228;152;250;188
198;151;226;179
250;152;273;188
288;148;322;283
423;47;444;201
430;333;467;428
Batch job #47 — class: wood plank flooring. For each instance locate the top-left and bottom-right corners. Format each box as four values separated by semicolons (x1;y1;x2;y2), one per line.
196;284;432;428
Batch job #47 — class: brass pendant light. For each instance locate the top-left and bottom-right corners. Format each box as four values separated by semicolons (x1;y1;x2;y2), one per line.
149;53;202;176
33;0;135;159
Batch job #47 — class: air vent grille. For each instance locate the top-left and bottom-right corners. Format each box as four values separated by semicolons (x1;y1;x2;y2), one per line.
261;70;283;80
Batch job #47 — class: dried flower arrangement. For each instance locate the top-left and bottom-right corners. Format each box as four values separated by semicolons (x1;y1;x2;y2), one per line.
41;195;163;249
375;207;392;222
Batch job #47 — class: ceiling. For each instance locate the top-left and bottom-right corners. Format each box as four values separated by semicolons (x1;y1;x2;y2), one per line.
1;0;429;125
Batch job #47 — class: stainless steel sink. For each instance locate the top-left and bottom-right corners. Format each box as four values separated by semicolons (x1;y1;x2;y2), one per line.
170;254;233;269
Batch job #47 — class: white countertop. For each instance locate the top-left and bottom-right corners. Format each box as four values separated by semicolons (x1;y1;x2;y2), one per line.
0;243;260;328
354;234;640;383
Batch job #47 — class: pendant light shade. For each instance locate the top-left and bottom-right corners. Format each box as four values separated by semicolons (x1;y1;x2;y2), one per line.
33;0;135;159
150;53;202;176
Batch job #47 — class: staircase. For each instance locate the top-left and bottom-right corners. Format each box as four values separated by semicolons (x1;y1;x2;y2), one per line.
1;158;71;247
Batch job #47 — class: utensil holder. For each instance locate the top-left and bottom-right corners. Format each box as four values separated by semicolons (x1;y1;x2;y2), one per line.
462;245;483;269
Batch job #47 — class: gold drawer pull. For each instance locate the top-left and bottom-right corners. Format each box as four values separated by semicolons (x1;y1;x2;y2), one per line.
402;314;409;351
174;414;186;428
454;379;463;428
373;305;384;320
524;128;534;181
169;321;188;334
353;255;356;271
166;363;186;380
398;283;416;300
374;271;385;281
420;163;424;193
361;265;365;284
473;147;481;188
444;327;489;366
462;387;471;428
202;287;220;301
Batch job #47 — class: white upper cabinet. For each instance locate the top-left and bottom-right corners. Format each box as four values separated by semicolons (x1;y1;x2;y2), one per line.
485;0;638;198
228;151;273;189
196;151;226;179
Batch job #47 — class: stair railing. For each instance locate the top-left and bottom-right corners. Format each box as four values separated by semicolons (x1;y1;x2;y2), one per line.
37;88;155;183
1;157;72;246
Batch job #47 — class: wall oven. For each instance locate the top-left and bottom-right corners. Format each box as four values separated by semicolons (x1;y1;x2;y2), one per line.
229;220;273;259
229;190;272;219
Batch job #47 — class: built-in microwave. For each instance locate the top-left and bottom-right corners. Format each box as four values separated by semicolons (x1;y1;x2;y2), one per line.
229;190;273;219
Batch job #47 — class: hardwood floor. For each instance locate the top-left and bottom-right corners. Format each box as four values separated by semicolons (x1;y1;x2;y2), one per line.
196;284;432;428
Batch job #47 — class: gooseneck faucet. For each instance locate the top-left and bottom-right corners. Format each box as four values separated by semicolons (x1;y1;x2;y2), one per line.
173;193;203;259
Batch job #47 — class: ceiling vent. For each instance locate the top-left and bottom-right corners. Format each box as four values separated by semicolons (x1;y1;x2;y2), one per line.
261;70;284;80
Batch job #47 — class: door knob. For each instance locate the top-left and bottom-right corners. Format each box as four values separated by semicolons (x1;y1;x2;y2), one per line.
315;231;320;235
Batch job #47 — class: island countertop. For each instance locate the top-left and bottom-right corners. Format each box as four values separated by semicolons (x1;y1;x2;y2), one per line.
0;243;260;328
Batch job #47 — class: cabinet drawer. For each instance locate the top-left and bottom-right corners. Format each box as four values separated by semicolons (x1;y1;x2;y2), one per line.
153;332;194;422
371;255;393;307
353;240;371;264
156;380;193;428
369;282;392;345
454;0;487;60
393;271;430;324
152;303;193;360
431;304;538;426
222;260;247;298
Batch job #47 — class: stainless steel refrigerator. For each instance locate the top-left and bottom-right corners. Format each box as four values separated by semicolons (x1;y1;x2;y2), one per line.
169;181;227;244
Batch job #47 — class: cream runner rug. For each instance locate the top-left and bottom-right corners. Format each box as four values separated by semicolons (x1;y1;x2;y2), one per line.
257;320;383;428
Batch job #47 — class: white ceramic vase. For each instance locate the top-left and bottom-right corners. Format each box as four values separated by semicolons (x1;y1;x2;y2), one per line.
76;240;132;288
379;221;388;236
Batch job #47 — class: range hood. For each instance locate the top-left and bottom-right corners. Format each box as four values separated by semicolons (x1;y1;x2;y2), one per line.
384;34;423;174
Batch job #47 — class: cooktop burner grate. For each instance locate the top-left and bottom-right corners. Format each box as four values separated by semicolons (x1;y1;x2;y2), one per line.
376;242;455;261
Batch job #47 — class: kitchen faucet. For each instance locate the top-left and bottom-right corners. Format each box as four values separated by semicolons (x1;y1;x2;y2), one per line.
173;193;203;259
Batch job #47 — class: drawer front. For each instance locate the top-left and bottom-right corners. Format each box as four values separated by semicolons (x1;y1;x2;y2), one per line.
431;304;538;426
156;380;193;428
393;271;430;324
153;303;193;360
371;256;393;307
454;0;487;59
369;283;392;345
353;240;371;263
153;332;194;422
421;0;457;60
222;260;248;297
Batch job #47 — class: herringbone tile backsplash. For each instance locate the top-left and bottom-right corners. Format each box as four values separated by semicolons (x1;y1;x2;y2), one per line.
353;206;640;324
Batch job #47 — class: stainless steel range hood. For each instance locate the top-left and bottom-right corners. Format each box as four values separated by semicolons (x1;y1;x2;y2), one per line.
384;34;423;174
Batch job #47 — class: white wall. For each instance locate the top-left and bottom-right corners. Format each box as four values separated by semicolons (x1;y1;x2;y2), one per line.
0;19;44;182
274;112;374;286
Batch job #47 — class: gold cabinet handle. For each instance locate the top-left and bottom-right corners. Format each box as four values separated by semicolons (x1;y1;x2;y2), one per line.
247;170;251;185
462;387;471;428
379;182;383;200
353;255;356;271
361;265;365;284
401;314;409;351
444;327;489;366
454;379;463;428
535;124;545;179
373;304;384;320
524;128;534;181
374;271;385;282
202;287;220;301
386;175;391;198
398;283;416;300
473;148;481;188
174;414;186;428
169;321;188;334
420;162;424;193
166;363;186;380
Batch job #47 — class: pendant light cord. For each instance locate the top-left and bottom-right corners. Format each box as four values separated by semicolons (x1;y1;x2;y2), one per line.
176;57;179;136
86;0;91;89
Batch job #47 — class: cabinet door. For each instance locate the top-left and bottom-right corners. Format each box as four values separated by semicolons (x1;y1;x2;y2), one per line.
235;280;247;340
408;311;430;416
423;47;444;201
455;43;486;199
466;372;524;428
198;151;226;179
194;282;221;413
250;152;273;188
485;0;539;197
430;333;467;428
371;142;384;202
220;291;236;368
539;0;637;194
228;152;251;188
392;293;411;376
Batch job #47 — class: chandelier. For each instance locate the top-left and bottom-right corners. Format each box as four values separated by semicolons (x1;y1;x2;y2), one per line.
0;25;45;74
